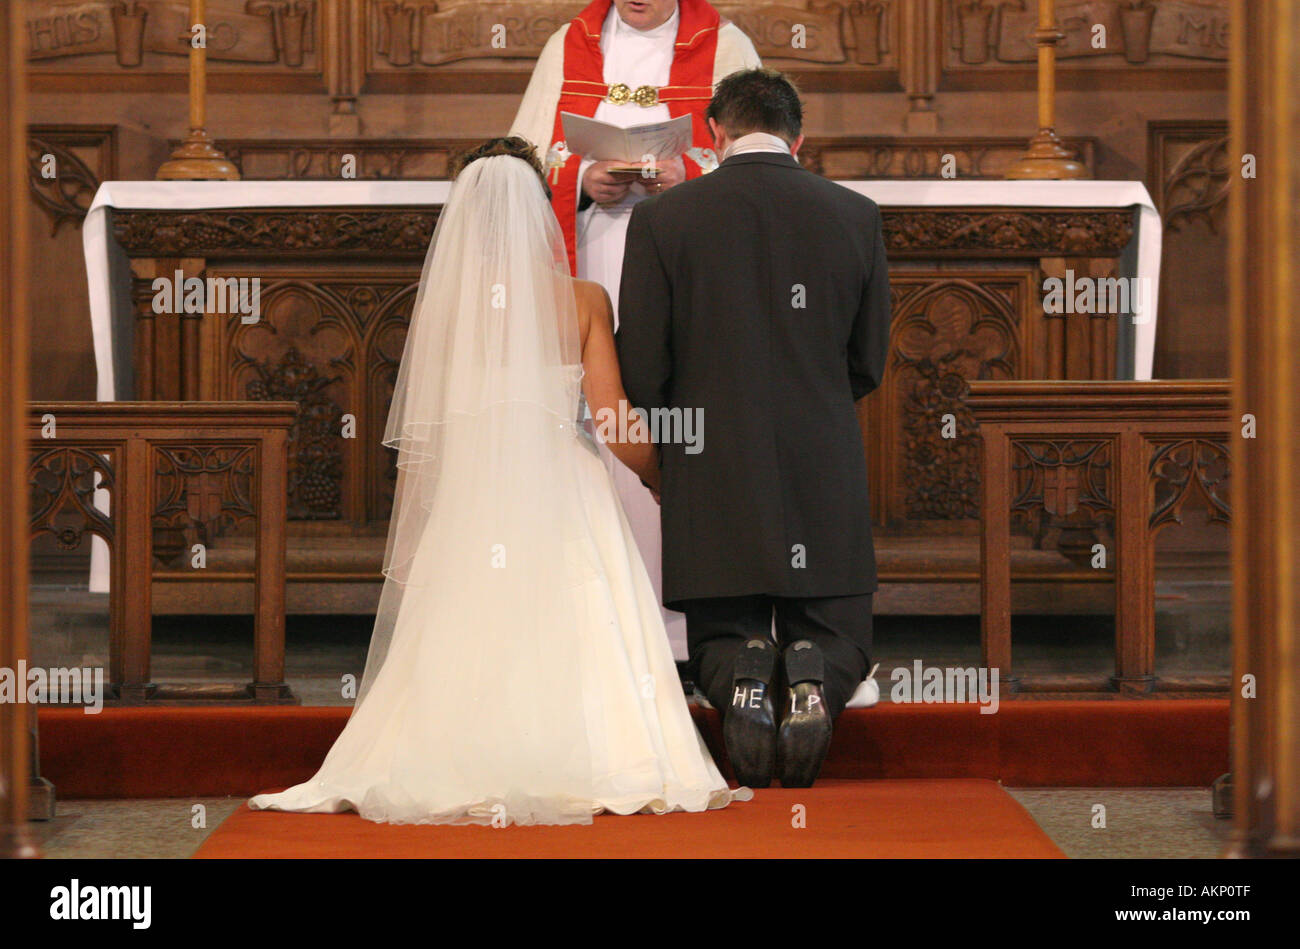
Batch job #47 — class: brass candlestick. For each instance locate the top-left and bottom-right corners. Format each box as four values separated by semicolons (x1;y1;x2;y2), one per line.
1006;0;1089;180
157;0;239;180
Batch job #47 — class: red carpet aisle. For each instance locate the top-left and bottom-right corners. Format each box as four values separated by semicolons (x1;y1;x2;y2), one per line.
37;700;1229;799
193;779;1064;859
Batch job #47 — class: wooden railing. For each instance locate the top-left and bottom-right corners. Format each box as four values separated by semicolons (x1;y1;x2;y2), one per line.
28;402;298;704
969;380;1232;694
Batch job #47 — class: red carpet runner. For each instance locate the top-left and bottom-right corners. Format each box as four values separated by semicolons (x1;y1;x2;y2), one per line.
194;779;1065;859
37;700;1228;799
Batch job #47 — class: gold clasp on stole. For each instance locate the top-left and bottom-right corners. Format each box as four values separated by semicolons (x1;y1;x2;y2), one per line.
606;83;660;107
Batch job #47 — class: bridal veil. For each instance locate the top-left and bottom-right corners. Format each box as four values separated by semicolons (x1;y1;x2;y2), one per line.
357;153;598;824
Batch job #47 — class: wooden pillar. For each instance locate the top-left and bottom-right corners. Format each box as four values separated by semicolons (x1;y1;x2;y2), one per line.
327;0;366;136
1228;0;1300;857
1112;427;1155;694
0;0;38;858
979;426;1014;686
117;436;154;703
252;427;291;702
901;0;940;134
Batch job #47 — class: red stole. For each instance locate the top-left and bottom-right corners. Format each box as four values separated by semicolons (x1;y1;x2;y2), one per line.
546;0;721;275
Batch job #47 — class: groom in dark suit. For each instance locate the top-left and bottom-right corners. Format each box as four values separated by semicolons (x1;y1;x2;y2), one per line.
616;68;891;788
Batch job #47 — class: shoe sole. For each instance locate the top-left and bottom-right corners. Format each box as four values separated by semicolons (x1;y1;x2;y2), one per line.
780;640;832;788
725;640;777;788
778;682;833;787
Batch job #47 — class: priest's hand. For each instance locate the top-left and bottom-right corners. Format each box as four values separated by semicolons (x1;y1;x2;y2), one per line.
639;156;685;193
583;161;635;206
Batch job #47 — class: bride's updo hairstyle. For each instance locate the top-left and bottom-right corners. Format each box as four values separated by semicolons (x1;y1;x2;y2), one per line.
450;136;552;199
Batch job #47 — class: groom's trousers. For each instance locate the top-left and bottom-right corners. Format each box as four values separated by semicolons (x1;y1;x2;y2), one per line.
680;594;873;719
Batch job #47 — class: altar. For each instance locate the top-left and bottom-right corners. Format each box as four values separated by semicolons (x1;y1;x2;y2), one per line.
82;178;1162;635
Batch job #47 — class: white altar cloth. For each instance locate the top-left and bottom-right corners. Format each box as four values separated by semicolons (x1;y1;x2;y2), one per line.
85;181;455;401
85;178;1160;398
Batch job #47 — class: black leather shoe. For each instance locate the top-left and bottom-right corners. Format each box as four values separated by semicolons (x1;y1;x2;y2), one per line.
778;640;833;788
723;638;778;788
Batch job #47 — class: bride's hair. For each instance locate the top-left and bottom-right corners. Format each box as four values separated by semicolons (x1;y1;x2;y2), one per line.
451;136;551;198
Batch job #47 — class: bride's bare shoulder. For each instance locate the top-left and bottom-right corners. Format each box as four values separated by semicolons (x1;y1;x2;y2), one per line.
572;278;612;315
570;278;613;344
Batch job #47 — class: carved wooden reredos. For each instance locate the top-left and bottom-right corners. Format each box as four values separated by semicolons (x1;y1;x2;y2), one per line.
25;1;1228;100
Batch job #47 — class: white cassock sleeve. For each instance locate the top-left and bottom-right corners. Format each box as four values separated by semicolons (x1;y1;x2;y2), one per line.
509;24;571;156
714;21;762;81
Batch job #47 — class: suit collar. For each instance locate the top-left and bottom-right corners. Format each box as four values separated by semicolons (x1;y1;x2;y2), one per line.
718;151;803;170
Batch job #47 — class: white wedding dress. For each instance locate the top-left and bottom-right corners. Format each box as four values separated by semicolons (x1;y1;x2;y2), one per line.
249;153;748;826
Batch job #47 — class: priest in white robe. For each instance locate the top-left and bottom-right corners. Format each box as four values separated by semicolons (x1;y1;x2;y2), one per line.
510;0;760;659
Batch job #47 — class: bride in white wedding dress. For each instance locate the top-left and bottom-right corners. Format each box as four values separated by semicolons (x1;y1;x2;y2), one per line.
249;138;750;826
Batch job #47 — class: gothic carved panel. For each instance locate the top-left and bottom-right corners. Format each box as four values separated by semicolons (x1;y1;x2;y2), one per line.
366;286;417;519
26;125;114;235
152;444;257;565
1147;120;1229;378
221;276;416;524
26;125;117;402
1150;120;1230;233
875;273;1033;525
1010;437;1115;565
1147;436;1230;533
242;346;346;521
28;445;116;553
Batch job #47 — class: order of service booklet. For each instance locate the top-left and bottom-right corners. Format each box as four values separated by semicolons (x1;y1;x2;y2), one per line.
560;112;694;172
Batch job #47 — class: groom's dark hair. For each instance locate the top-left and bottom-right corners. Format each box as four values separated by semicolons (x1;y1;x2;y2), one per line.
705;68;803;143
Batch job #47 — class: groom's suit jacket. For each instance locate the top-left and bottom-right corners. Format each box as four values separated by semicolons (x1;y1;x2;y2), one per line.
616;150;891;608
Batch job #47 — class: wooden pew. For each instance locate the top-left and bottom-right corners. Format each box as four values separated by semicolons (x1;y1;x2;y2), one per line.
28;401;298;704
969;380;1231;695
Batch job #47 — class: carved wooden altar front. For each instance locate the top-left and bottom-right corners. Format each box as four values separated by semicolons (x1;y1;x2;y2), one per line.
109;199;1135;615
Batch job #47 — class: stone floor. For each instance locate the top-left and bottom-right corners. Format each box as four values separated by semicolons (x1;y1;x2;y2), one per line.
1006;788;1231;858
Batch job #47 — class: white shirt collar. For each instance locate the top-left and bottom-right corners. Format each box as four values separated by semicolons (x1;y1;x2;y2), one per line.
723;132;794;161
